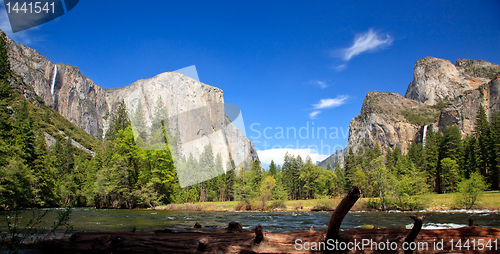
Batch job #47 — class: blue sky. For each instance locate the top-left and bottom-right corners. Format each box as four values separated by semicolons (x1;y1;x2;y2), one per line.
1;0;499;167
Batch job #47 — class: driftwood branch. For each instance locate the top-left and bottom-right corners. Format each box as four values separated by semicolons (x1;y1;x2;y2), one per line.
404;214;424;243
326;186;361;240
254;225;264;244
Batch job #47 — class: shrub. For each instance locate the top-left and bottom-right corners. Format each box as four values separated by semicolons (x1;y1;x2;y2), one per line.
268;200;286;210
311;198;335;211
456;172;488;209
366;198;381;210
393;194;427;211
235;200;252;211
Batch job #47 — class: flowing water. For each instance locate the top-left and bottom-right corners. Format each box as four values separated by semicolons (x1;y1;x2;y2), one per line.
1;208;499;233
51;65;57;98
422;125;428;146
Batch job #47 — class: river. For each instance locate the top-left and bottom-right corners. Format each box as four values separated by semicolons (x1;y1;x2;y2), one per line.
1;208;500;233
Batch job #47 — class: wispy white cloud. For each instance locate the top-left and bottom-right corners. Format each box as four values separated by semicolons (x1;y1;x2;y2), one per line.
330;29;393;71
331;64;347;72
341;29;393;61
309;110;321;119
309;80;328;89
312;95;348;109
257;148;329;165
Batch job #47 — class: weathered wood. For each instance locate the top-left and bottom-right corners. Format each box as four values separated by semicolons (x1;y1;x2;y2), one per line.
404;214;424;243
228;221;243;232
198;238;207;251
326;186;361;240
469;217;474;226
254;225;263;244
35;227;500;254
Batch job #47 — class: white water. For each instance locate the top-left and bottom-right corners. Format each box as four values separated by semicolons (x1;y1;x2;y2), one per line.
422;125;428;147
406;223;467;230
51;65;57;98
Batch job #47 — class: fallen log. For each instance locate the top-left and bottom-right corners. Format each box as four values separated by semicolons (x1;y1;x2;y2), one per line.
36;227;500;254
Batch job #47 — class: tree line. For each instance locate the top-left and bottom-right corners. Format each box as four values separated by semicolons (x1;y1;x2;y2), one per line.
333;104;499;210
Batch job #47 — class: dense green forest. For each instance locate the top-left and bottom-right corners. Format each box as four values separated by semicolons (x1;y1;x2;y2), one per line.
0;32;499;211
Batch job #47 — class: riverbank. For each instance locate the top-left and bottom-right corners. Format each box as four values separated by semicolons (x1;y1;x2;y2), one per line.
156;191;500;212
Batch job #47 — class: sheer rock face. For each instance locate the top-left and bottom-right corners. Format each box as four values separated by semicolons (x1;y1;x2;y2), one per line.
6;37;259;169
345;57;500;155
346;92;439;154
439;76;500;136
404;57;496;105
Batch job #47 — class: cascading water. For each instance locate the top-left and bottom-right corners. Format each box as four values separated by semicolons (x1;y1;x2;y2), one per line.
51;65;57;99
422;125;428;147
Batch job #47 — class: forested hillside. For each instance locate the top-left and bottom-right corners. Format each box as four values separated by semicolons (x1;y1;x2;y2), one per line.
331;105;500;210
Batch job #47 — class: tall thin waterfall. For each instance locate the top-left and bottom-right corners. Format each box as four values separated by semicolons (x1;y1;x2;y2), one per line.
51;65;57;99
422;125;428;147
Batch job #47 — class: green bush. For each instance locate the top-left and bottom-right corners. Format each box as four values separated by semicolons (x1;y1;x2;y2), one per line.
268;199;286;210
456;172;489;209
393;194;427;211
235;199;252;211
366;198;381;210
311;198;335;211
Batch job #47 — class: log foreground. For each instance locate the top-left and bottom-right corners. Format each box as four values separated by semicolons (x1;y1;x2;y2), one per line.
38;226;500;253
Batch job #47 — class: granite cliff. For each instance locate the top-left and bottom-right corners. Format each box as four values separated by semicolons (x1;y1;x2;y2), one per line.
6;36;259;170
319;57;500;167
346;57;500;155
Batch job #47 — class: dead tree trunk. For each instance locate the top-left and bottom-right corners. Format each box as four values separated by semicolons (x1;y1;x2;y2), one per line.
404;214;424;243
326;186;361;240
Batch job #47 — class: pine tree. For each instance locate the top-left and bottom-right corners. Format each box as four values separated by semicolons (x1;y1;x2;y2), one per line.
248;159;262;195
474;104;491;179
225;159;236;201
441;124;462;162
198;144;215;202
131;99;147;143
462;136;477;179
299;157;320;199
407;141;423;170
344;148;355;188
269;160;277;176
326;163;332;172
423;127;443;193
490;110;500;190
32;132;56;207
151;96;169;134
282;152;297;199
440;157;459;193
0;32;14;168
0;32;12;81
368;156;394;211
106;100;130;140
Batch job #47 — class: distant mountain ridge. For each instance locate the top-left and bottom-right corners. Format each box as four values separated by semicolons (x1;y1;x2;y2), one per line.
5;33;259;169
320;57;500;168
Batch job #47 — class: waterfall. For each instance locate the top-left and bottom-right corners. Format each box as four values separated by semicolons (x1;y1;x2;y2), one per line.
51;65;57;99
422;125;428;147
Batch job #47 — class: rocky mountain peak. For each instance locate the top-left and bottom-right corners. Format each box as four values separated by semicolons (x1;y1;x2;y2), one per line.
455;58;500;80
405;57;494;105
330;57;500;164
